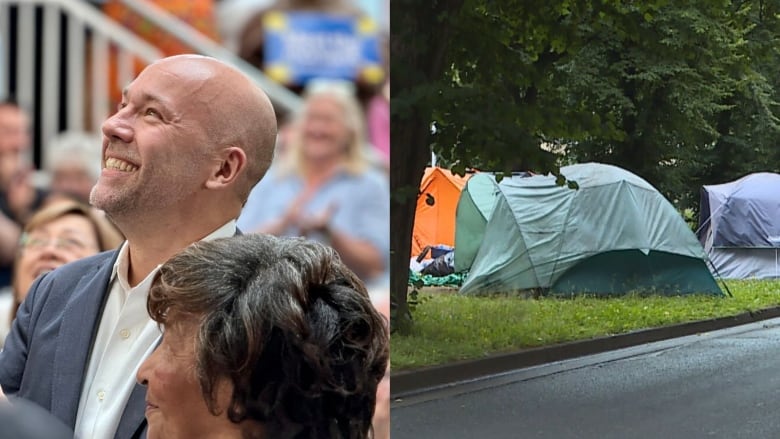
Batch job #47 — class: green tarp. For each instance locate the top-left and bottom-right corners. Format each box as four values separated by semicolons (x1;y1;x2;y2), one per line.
458;163;723;297
408;270;466;287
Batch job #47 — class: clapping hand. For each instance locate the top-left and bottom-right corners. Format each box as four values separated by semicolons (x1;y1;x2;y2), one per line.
299;203;337;238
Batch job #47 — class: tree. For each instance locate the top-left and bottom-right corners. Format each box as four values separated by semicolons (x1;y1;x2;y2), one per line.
564;0;780;212
564;2;748;200
695;0;780;203
390;0;463;334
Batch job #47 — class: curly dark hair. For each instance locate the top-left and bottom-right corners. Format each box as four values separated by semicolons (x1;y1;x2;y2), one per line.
147;234;389;439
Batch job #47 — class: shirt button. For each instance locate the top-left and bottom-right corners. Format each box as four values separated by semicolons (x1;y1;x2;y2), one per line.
120;329;130;339
97;390;105;401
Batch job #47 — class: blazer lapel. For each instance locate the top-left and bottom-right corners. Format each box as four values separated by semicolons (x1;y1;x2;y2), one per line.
50;251;118;426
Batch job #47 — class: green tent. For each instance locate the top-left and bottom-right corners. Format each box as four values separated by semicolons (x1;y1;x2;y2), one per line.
458;163;723;296
453;173;501;272
454;172;535;272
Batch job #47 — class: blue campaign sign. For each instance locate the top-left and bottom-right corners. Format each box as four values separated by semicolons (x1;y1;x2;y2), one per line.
263;12;384;86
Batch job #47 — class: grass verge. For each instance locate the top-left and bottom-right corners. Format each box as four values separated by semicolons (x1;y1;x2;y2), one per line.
392;280;780;371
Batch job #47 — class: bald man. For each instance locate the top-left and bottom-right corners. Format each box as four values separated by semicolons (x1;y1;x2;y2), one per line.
0;55;278;439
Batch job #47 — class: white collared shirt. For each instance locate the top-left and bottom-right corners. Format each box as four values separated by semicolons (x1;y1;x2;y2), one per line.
0;289;13;349
74;221;236;439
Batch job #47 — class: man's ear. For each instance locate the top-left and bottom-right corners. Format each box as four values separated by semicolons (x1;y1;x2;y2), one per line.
205;147;247;190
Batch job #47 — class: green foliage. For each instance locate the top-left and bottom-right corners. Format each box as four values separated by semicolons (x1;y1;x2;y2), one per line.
680;207;698;232
407;287;432;313
551;1;778;208
392;280;780;370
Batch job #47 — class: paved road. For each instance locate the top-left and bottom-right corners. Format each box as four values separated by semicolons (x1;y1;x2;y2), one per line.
391;319;780;438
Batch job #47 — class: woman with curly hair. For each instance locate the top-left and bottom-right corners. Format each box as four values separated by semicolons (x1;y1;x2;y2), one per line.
136;233;389;439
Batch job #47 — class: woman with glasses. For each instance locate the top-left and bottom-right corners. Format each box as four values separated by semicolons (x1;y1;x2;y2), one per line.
0;199;123;346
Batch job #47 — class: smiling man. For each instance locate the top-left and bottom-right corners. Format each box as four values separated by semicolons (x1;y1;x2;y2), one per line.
0;55;277;439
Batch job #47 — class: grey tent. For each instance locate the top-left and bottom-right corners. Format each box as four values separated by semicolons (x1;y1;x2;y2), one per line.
699;172;780;279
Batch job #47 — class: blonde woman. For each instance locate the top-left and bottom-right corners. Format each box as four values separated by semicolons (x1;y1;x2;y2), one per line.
238;83;389;288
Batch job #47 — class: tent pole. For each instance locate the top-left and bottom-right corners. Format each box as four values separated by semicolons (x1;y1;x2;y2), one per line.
705;255;733;297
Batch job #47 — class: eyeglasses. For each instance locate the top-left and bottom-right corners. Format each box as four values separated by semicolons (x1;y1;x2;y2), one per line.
19;233;90;252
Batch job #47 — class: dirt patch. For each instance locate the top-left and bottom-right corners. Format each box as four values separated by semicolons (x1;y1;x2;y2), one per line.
417;286;459;295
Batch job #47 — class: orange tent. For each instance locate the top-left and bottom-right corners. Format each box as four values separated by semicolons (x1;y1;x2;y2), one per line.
411;167;471;257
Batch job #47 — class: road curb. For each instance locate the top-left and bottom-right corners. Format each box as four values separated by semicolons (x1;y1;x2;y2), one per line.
391;306;780;398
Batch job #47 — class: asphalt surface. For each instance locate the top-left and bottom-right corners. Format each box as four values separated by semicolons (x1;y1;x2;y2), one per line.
391;317;780;438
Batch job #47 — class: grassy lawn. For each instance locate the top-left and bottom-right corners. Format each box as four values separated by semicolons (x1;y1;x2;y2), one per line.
392;280;780;371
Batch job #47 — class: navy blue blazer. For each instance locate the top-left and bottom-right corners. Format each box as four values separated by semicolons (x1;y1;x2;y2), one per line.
0;249;147;439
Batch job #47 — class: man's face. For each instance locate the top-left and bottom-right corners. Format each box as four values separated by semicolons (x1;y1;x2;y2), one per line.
0;106;30;188
89;59;218;219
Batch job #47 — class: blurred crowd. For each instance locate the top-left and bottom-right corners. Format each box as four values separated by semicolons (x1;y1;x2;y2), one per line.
1;0;389;437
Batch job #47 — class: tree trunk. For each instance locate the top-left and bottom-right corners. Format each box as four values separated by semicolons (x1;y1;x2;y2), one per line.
390;0;465;333
389;131;429;334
